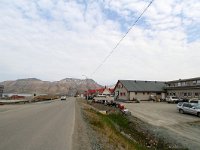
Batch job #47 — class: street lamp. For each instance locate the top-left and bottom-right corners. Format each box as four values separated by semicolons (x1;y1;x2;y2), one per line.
82;75;89;100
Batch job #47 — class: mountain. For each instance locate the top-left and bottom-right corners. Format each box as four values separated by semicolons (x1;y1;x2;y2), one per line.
0;78;102;96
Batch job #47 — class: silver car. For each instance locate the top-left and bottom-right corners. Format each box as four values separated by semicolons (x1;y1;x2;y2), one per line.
177;102;200;117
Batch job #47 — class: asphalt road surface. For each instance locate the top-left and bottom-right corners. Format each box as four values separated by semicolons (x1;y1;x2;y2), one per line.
0;98;75;150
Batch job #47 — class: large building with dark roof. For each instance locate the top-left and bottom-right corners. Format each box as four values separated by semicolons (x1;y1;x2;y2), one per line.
165;77;200;98
114;80;166;101
0;85;4;98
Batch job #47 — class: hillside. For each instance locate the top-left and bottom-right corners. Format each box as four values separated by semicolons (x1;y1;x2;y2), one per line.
0;78;102;96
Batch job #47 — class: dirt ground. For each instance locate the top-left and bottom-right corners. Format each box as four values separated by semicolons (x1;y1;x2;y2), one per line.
123;101;200;150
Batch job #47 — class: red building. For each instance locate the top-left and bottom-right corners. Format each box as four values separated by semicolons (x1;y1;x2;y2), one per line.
10;95;25;100
84;87;114;98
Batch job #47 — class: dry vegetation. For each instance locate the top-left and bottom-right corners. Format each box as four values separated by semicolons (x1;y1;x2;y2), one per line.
82;107;146;150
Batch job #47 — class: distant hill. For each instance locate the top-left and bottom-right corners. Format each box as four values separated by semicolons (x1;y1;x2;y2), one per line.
0;78;102;96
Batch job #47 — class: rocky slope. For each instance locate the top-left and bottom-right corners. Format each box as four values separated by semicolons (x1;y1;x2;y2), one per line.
0;78;102;95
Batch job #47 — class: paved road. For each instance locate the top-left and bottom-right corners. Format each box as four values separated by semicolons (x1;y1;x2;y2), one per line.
0;98;75;150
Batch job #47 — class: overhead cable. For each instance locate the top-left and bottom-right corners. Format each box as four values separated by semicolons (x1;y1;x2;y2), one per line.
90;0;154;76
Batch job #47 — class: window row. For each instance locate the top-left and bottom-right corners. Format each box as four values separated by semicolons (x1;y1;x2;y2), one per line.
169;92;200;97
168;80;200;87
120;92;126;96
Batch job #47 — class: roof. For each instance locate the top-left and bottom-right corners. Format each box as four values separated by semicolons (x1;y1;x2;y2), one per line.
85;88;114;95
86;90;96;94
167;77;200;83
96;88;104;94
118;80;166;92
109;88;114;93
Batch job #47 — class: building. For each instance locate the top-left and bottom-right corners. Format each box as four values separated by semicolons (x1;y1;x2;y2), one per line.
85;87;114;98
166;77;200;99
10;95;25;100
0;85;4;98
98;87;114;96
114;80;166;101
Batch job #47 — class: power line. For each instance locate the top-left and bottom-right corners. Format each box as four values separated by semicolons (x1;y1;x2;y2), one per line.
90;0;154;76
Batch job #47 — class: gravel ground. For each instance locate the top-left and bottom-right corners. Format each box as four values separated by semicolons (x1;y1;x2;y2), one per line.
124;101;200;150
72;100;92;150
85;101;192;149
75;99;199;149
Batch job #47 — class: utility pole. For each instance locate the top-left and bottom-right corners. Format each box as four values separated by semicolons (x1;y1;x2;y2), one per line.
82;75;88;100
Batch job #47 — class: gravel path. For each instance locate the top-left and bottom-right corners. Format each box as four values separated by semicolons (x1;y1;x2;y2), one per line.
72;100;92;150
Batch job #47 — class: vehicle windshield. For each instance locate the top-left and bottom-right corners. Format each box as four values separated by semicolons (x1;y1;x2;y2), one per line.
172;97;178;99
190;101;198;103
194;105;200;109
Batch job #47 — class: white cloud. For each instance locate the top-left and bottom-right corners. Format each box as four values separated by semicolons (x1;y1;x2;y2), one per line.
0;0;200;85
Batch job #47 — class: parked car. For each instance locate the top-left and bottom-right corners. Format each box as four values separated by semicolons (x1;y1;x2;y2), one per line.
189;98;200;104
166;96;179;103
86;95;93;100
179;97;189;102
177;102;200;117
61;96;66;100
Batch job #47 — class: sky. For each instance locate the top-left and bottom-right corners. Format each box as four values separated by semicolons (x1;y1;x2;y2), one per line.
0;0;200;85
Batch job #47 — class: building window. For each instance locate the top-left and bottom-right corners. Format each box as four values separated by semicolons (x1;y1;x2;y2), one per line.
188;92;192;96
143;92;145;95
124;92;126;96
135;92;137;95
195;93;199;97
178;82;181;86
197;80;200;85
193;81;197;85
115;91;119;96
184;93;187;96
120;93;122;96
157;93;161;95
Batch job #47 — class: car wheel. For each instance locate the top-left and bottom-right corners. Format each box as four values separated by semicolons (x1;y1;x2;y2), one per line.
179;109;184;114
197;112;200;117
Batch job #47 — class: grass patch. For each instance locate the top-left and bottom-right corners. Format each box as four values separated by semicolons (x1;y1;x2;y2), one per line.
83;108;147;150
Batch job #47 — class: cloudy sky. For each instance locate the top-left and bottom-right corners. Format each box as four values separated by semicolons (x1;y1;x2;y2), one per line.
0;0;200;85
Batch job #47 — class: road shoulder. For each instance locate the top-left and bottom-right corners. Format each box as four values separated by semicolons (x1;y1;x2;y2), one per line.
72;100;92;150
